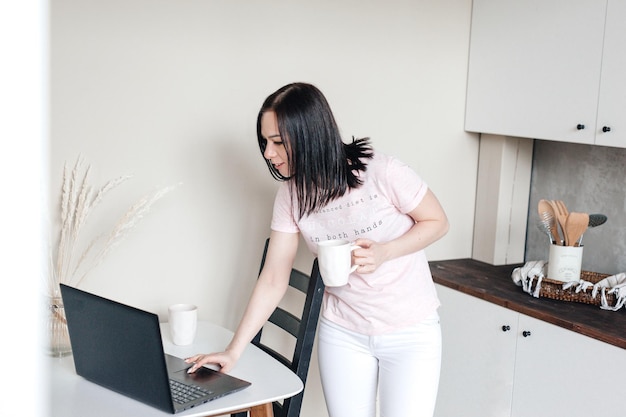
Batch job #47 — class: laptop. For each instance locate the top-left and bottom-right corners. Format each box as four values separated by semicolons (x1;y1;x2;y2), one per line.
60;284;251;414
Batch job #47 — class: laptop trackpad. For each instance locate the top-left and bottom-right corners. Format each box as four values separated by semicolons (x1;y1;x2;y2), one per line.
166;353;251;395
174;366;222;385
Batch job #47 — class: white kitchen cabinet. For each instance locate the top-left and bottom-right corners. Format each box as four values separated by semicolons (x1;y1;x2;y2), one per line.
595;0;626;148
434;284;626;417
465;0;626;148
435;284;517;417
511;314;626;417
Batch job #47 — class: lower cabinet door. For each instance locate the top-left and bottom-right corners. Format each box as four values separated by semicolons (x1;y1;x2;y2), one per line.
434;285;518;417
511;313;626;417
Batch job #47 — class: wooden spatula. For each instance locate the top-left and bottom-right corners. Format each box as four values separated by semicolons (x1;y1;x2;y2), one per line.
565;212;589;247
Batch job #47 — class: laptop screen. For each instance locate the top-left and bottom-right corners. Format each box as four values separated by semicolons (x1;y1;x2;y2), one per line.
61;284;175;412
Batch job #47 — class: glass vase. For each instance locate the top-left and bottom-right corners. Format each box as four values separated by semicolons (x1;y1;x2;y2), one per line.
47;295;72;357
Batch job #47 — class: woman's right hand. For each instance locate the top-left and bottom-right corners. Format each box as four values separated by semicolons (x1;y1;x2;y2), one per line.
185;350;239;374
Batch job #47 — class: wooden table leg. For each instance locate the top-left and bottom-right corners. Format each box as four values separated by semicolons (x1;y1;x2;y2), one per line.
249;402;273;417
214;402;273;417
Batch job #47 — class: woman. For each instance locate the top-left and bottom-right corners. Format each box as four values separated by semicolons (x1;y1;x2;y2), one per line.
186;82;449;417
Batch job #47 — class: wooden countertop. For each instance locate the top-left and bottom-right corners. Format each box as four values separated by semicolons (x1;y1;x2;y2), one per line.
430;258;626;350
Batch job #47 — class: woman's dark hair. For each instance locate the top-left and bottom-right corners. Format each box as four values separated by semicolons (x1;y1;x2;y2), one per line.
257;82;373;219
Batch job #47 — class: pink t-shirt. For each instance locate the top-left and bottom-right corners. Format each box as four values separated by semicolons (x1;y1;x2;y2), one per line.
271;153;440;335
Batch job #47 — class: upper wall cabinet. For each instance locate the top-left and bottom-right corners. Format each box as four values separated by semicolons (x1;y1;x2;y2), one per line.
596;0;626;148
465;0;626;148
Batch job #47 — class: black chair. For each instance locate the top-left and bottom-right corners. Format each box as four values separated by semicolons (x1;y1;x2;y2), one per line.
232;238;325;417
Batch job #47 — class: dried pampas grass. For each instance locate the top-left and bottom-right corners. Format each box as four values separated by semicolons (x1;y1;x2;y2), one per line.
49;155;177;295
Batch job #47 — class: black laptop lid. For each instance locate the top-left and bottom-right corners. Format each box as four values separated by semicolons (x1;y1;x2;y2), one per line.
60;284;175;413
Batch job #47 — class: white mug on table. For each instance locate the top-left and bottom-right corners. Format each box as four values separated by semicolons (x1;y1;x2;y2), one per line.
168;303;198;345
317;239;361;287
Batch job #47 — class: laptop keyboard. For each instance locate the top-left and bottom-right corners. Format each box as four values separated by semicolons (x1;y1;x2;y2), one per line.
169;379;214;404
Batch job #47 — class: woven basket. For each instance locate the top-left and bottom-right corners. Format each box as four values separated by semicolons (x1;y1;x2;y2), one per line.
530;271;615;306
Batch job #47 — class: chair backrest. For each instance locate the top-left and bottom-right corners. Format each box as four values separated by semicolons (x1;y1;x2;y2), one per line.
234;238;324;417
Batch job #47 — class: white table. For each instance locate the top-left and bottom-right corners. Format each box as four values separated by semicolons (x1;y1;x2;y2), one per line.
49;321;303;417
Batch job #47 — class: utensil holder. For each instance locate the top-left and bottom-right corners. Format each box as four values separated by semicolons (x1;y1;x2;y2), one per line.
547;244;583;282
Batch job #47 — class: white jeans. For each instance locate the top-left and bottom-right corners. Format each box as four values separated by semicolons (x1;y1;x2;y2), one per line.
318;313;441;417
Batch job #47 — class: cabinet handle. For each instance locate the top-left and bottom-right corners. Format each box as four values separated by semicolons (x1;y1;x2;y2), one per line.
602;126;611;133
522;330;532;337
577;124;585;130
501;325;511;332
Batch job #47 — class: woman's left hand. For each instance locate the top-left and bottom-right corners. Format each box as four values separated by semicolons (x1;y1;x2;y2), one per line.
352;238;388;273
351;190;449;274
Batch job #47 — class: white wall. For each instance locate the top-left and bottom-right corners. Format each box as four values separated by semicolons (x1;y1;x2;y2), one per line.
50;1;475;416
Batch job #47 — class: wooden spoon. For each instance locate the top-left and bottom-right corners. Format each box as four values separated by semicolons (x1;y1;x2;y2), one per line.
537;199;559;244
565;212;589;247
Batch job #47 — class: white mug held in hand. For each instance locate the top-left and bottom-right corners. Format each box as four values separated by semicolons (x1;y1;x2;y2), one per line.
168;304;198;346
317;239;361;287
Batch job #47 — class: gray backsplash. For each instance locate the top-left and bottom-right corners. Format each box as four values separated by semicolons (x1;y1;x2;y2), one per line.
525;140;626;275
